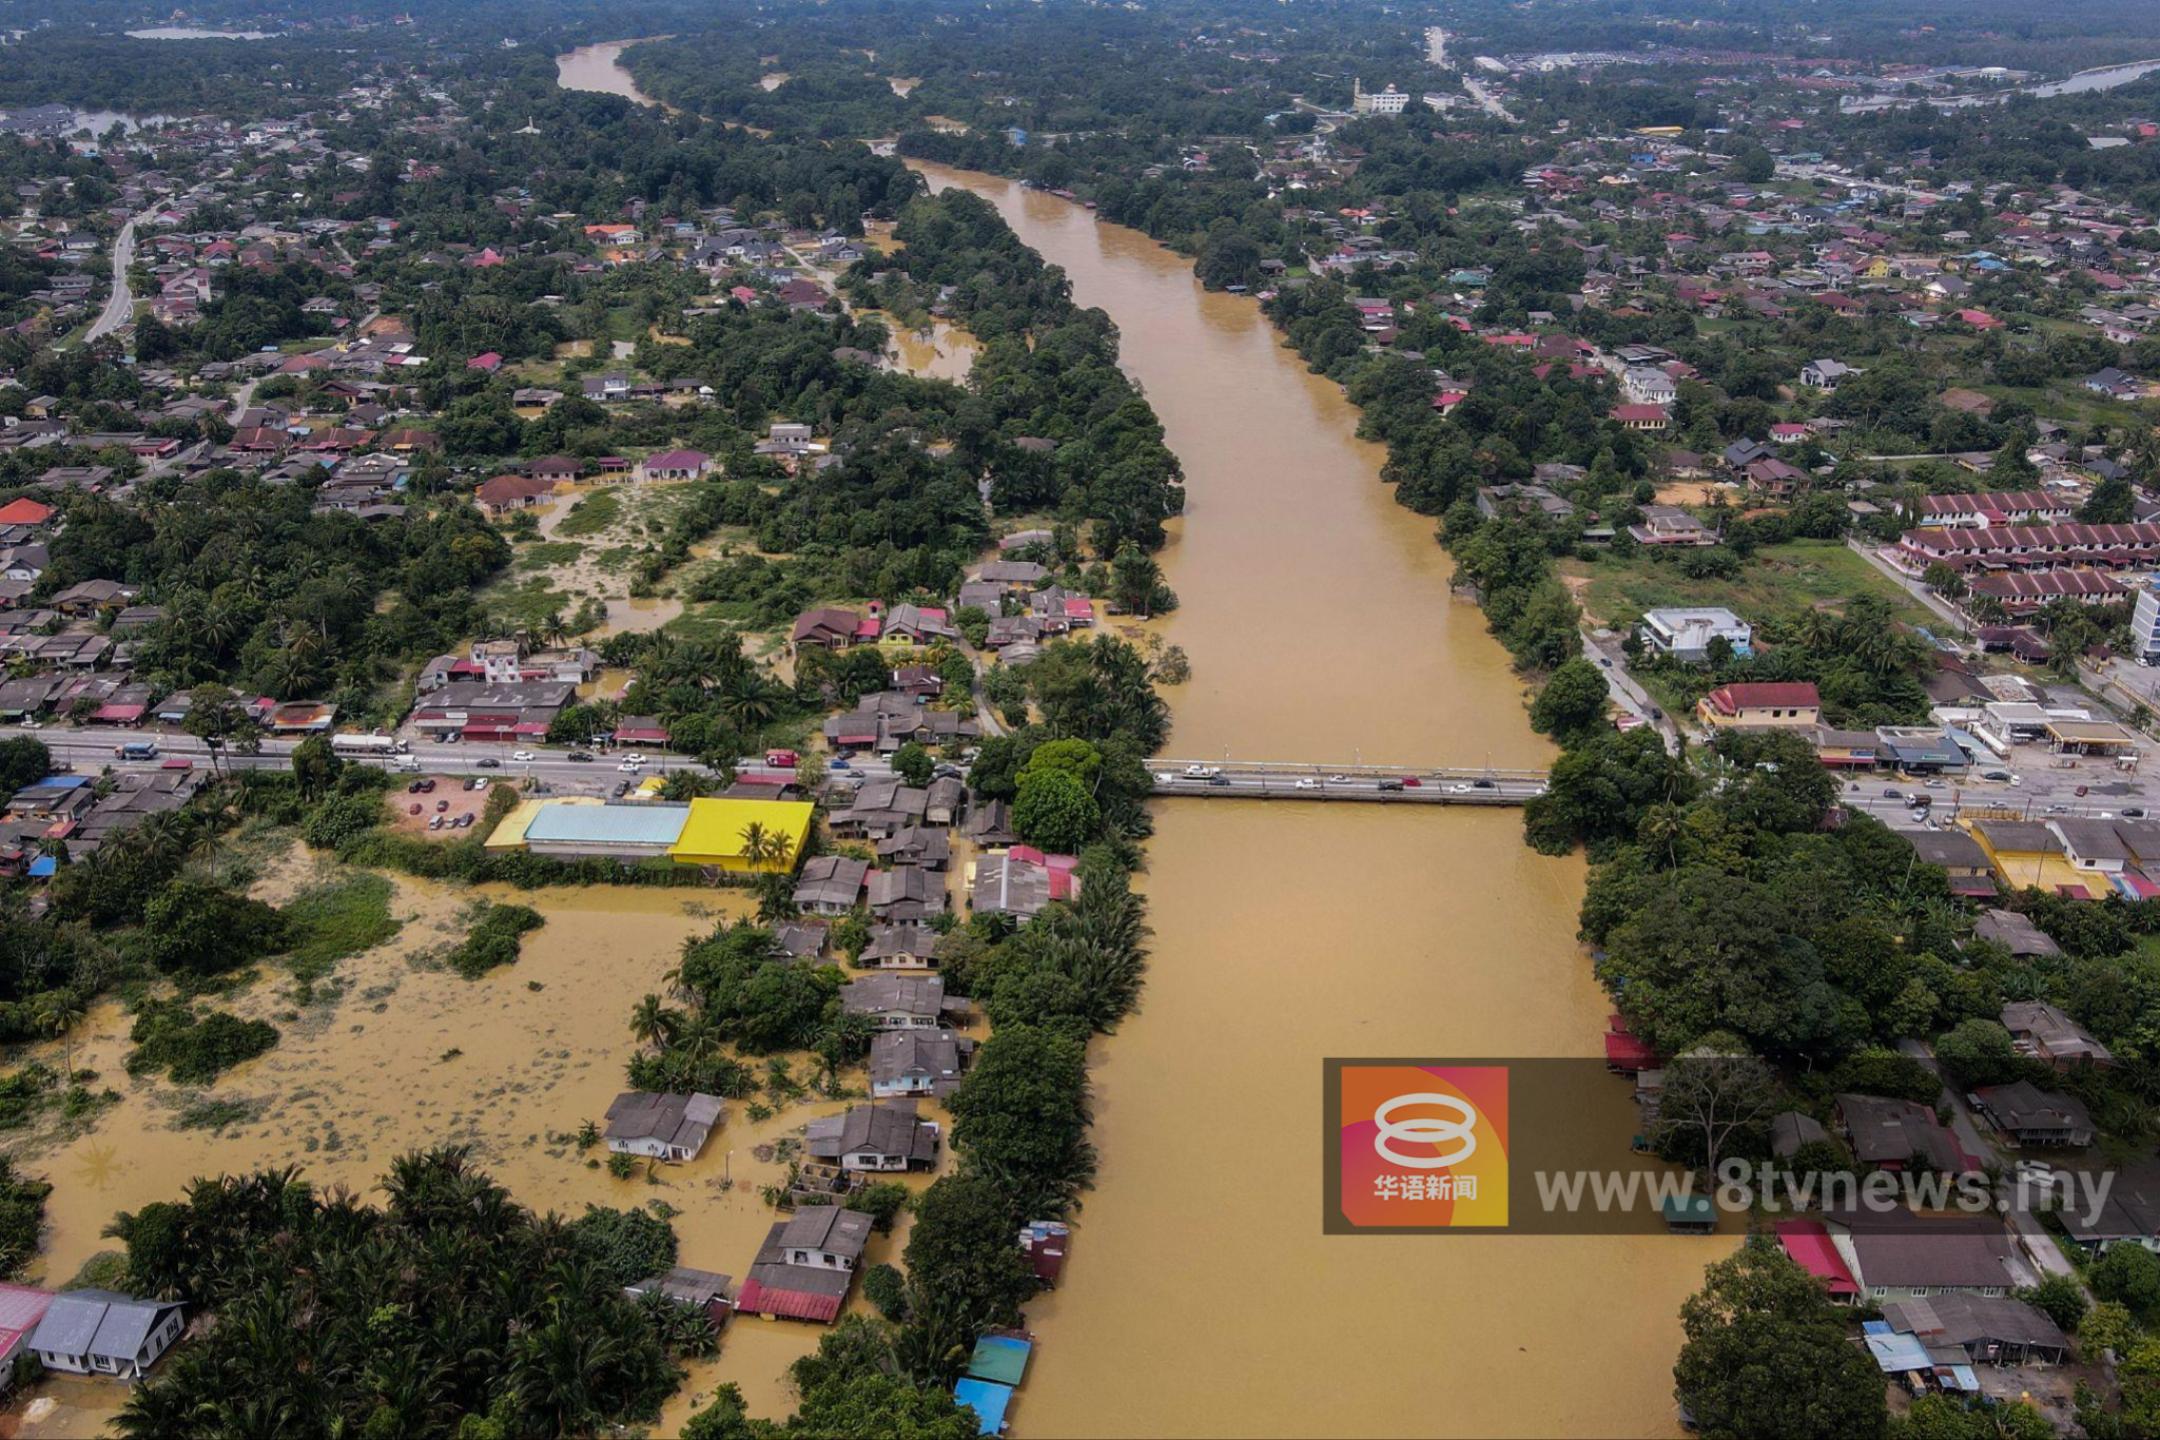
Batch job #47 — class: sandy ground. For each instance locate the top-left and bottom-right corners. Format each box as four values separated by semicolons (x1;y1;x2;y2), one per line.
386;775;498;837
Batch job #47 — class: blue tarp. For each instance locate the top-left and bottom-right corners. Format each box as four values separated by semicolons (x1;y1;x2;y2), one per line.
25;856;55;878
954;1378;1013;1436
1864;1329;1933;1374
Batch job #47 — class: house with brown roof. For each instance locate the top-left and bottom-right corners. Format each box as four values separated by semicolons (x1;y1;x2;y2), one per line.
2000;1001;2112;1069
1834;1093;1966;1173
1971;1080;2094;1147
870;1028;971;1098
804;1101;940;1172
475;473;554;514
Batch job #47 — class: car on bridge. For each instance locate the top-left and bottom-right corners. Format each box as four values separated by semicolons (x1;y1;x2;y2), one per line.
1294;777;1318;790
1183;764;1221;779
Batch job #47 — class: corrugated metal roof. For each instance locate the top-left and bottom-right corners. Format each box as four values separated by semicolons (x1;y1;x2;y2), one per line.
525;801;689;846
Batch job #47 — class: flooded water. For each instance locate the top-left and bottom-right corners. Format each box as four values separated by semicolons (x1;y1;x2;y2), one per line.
913;164;1715;1438
885;317;979;382
556;39;673;107
13;864;879;1433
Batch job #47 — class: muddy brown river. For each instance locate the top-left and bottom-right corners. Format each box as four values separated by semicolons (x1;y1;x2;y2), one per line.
910;163;1715;1439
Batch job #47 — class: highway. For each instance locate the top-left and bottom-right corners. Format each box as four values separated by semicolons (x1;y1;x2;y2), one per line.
0;724;902;794
84;207;156;344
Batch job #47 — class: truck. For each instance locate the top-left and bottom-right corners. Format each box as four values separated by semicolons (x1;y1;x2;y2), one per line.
330;733;407;758
764;748;800;768
114;741;159;760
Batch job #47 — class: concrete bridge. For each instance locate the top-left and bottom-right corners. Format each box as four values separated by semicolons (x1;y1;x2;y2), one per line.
1149;760;1548;805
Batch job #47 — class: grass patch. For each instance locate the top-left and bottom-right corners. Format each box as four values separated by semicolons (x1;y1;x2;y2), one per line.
66;1250;129;1291
486;575;571;630
175;1096;262;1132
279;872;401;984
1563;539;1937;632
516;540;586;572
556;488;622;537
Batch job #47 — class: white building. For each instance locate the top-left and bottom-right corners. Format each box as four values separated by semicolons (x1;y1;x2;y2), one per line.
1639;607;1752;663
2134;582;2160;664
1353;80;1410;115
1623;366;1678;406
28;1291;185;1380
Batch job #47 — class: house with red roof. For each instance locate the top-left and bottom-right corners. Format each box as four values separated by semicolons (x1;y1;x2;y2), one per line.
466;351;503;373
639;449;710;482
1774;1219;1860;1303
1609;403;1671;431
0;1284;54;1387
1696;682;1821;731
0;498;54;528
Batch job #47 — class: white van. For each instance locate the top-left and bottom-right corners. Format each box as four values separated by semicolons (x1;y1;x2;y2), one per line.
390;755;423;773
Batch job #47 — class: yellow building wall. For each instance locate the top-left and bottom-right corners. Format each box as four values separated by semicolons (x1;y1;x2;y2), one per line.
668;797;816;873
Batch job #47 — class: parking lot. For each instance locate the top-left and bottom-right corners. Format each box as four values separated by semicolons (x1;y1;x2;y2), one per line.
386;775;498;839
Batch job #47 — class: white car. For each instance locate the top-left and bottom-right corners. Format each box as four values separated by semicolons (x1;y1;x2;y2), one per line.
1183;764;1220;779
512;750;536;763
1155;772;1178;784
618;760;643;773
1327;774;1353;784
1293;777;1318;790
623;753;647;765
17;719;39;730
1448;783;1474;794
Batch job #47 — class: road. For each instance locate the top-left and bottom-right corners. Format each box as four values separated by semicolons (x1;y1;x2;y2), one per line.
1844;538;1971;638
2;724;898;794
1462;77;1517;122
1583;630;1679;753
84;208;156;344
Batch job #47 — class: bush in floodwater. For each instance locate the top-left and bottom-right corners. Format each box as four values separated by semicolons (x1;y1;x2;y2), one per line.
443;903;546;980
124;1000;278;1085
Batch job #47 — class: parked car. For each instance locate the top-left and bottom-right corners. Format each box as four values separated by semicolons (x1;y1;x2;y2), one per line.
418;779;436;793
613;781;632;797
435;799;449;813
407;780;425;793
428;815;444;831
408;804;422;816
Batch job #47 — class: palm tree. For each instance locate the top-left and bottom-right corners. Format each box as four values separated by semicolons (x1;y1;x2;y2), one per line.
739;820;771;869
629;994;680;1053
35;991;86;1083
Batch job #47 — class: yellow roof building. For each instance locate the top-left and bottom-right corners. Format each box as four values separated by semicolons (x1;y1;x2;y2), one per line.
668;797;816;873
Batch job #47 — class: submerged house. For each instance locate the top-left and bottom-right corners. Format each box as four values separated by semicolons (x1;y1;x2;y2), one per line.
28;1290;185;1380
603;1091;723;1162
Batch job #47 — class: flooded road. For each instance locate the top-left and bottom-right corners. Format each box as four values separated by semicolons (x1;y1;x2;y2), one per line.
914;164;1713;1438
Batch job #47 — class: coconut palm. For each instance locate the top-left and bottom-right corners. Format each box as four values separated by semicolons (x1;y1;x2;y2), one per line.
738;820;772;868
629;993;680;1052
34;990;85;1082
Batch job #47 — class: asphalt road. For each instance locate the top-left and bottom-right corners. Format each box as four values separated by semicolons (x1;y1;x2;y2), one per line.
1;725;897;793
84;209;154;344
